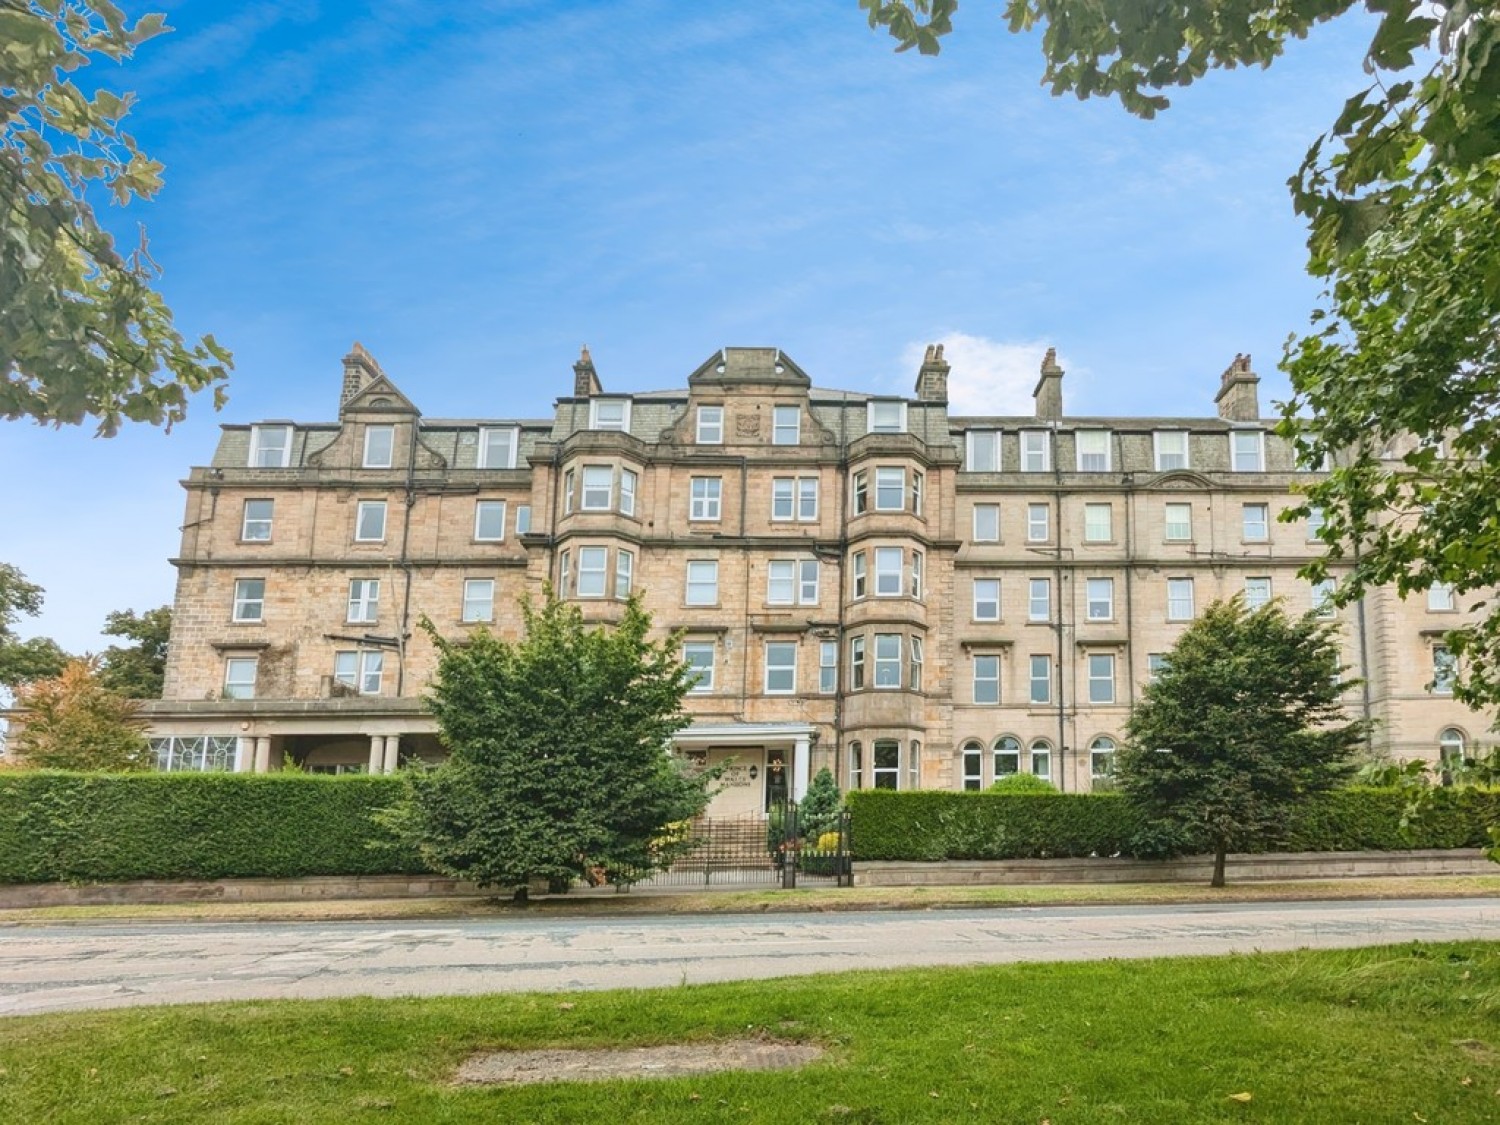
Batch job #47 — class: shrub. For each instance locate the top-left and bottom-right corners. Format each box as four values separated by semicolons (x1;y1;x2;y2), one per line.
988;773;1058;794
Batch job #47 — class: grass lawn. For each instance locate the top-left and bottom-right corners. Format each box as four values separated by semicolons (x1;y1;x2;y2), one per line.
1;942;1497;1123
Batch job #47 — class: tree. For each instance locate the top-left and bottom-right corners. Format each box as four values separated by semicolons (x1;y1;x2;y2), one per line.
860;4;1500;704
97;604;169;698
397;593;714;899
9;656;150;770
1120;598;1365;887
798;766;844;839
0;562;69;689
3;1;230;435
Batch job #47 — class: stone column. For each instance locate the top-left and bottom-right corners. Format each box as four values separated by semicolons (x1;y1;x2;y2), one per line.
792;734;811;801
253;736;271;774
235;736;253;773
381;735;401;774
368;735;385;774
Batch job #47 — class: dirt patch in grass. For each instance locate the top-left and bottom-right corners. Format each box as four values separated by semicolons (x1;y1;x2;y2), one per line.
453;1039;825;1085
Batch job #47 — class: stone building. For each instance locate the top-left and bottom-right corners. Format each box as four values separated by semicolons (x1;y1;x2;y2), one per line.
142;344;1490;811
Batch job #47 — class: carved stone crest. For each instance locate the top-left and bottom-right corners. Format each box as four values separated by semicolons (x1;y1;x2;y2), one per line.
735;413;761;438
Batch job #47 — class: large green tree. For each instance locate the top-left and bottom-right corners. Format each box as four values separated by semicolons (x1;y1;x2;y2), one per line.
1120;598;1365;887
2;1;230;434
97;604;168;698
0;562;69;689
861;4;1500;705
397;593;714;898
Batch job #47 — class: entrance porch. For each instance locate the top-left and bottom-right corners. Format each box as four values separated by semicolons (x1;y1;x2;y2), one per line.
672;721;815;820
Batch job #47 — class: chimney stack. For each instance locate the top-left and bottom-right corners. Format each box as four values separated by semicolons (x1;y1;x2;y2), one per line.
914;343;950;404
1214;353;1260;421
573;345;603;397
1033;347;1064;420
341;342;385;406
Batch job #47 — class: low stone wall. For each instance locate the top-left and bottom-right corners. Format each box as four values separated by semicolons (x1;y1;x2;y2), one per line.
0;874;480;909
853;849;1496;887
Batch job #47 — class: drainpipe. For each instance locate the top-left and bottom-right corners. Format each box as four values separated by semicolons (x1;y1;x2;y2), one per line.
1051;423;1068;792
395;419;418;697
1351;541;1376;755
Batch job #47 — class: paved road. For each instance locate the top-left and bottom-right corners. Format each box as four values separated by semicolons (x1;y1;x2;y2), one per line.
3;898;1498;1017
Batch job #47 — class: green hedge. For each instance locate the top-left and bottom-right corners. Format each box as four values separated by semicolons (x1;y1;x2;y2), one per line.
0;772;426;884
847;787;1500;862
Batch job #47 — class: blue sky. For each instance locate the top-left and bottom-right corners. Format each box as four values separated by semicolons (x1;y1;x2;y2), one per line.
3;0;1375;654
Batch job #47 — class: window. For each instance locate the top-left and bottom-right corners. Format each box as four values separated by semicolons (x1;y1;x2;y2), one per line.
910;551;925;599
767;560;796;605
1167;578;1195;620
874;547;903;596
1028;578;1051;622
852;471;869;514
1029;654;1052;704
873;739;901;788
223;657;257;699
347;579;379;623
1027;503;1050;542
798;477;818;521
1030;740;1052;780
1231;430;1264;472
773;405;800;445
474;500;507;541
363;425;394;468
868;401;906;434
1154;430;1189;471
576;547;608;597
1164;503;1192;542
764;642;797;694
478;427;517;469
850;635;866;689
620;468;637;517
910;472;924;515
909;635;924;691
1306;506;1326;541
962;742;983;790
852;551;868;599
232;578;264;623
685;560;718;605
248;424;291;468
515;505;531;535
696;406;723;445
873;633;902;688
462;578;495;622
1090;736;1117;782
563;469;575;514
1429;582;1455;611
800;559;820;604
355;500;386;542
1432;646;1456;694
1021;430;1050;472
875;467;905;511
819;640;837;694
1076;430;1110;472
590;398;630;431
690;477;722;521
973;578;1000;621
849;741;863;789
615;550;634;598
1312;578;1337;618
1440;728;1468;774
973;504;1000;542
1147;653;1169;681
241;499;273;542
334;650;383;695
558;549;571;596
1088;654;1116;703
1242;503;1269;541
966;430;999;471
1086;577;1114;621
974;654;1001;704
151;735;238;773
994;736;1021;777
1083;503;1113;542
1244;576;1272;610
683;643;715;692
772;477;819;522
581;466;613;511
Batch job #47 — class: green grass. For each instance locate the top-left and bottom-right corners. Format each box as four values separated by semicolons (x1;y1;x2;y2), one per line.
2;943;1498;1122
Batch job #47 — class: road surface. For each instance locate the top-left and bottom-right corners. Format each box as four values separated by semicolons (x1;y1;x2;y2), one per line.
3;898;1498;1016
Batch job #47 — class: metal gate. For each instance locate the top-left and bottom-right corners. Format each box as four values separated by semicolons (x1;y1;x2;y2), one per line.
625;801;852;890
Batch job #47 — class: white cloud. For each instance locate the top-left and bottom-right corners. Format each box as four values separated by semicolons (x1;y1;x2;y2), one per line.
899;333;1069;416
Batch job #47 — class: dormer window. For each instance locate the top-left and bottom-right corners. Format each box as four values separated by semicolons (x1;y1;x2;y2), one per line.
363;425;394;469
867;400;906;434
1075;430;1111;472
1231;430;1265;472
479;426;518;468
248;425;291;468
590;398;630;432
696;406;723;445
966;431;999;471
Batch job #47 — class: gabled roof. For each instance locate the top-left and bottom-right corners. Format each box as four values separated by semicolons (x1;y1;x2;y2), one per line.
687;347;811;390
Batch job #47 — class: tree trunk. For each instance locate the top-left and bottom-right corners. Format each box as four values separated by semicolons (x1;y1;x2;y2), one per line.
512;884;529;905
1211;843;1227;888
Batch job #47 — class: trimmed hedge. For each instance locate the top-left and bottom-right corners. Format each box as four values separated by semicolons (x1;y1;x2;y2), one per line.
847;787;1500;862
0;772;426;884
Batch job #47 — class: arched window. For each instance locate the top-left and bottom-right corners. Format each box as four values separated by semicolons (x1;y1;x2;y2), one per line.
1030;739;1052;781
1089;736;1117;787
994;736;1021;778
1439;728;1467;784
961;741;983;790
849;741;863;790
